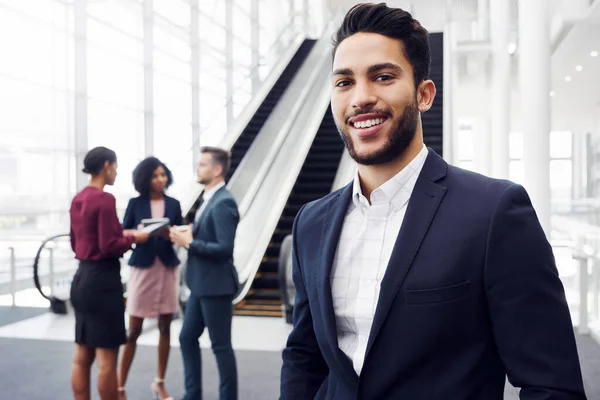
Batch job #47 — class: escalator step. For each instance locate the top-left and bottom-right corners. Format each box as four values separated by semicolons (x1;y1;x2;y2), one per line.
253;272;279;289
245;288;281;301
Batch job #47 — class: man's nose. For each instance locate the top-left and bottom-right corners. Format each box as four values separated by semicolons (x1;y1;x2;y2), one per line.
351;82;377;111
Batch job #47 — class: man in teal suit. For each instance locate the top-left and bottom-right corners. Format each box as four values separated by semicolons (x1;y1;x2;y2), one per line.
170;146;240;400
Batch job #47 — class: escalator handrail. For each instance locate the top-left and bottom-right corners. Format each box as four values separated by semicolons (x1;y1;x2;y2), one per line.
232;49;333;303
278;234;294;323
174;35;306;215
230;38;327;218
32;233;69;301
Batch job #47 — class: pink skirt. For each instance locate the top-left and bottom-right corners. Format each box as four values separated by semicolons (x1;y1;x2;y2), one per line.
127;257;179;318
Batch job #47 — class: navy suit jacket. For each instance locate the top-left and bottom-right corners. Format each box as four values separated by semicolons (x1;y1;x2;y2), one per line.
280;149;586;399
186;186;240;297
123;195;183;268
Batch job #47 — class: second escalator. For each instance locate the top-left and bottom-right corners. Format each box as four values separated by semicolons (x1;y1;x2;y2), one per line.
234;107;344;317
184;39;317;222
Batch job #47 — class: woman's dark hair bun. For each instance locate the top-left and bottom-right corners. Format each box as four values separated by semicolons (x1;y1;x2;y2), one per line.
82;146;117;176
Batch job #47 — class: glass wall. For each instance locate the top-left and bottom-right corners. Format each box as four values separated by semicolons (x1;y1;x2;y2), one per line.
0;0;316;301
0;0;311;240
455;126;573;204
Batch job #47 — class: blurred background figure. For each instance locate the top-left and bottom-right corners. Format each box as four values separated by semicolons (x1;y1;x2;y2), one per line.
69;146;149;400
170;147;240;400
118;156;182;400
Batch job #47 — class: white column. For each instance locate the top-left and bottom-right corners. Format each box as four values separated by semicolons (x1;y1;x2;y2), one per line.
490;0;510;179
288;0;295;28
302;0;309;35
442;2;456;164
251;0;260;94
519;0;551;236
474;117;491;176
572;132;586;200
143;0;154;156
191;0;200;168
74;0;88;191
476;0;489;40
225;0;234;129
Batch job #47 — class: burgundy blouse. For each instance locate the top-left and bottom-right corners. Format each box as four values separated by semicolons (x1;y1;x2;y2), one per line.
70;186;134;260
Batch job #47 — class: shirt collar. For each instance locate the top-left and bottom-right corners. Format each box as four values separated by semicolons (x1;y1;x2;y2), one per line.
352;144;429;211
203;181;225;203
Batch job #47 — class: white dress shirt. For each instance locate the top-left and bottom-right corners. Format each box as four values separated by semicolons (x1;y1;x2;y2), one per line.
330;145;428;375
194;181;225;223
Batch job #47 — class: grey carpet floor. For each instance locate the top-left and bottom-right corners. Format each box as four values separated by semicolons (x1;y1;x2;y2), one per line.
0;306;48;327
0;334;598;399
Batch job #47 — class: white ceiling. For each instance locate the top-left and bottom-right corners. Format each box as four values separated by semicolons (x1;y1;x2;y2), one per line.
330;0;479;32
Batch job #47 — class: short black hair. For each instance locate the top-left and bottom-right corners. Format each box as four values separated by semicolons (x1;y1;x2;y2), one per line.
82;146;117;175
201;146;231;178
332;3;430;87
132;156;173;195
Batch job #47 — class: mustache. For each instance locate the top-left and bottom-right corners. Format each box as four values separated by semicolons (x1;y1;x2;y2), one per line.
345;107;392;125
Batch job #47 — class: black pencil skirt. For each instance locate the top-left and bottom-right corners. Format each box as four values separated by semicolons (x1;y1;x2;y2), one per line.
70;258;126;349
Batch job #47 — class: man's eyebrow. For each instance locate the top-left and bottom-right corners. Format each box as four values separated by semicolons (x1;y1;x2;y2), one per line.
332;68;353;76
332;63;403;77
367;62;403;75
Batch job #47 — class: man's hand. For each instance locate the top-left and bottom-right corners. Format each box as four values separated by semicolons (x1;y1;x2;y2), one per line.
169;225;194;248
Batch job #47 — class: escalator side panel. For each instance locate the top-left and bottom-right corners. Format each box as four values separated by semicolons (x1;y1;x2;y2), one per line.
184;39;317;223
235;108;344;316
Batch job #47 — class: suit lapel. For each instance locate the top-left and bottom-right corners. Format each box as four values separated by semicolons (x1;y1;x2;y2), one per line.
317;183;358;382
365;150;448;357
193;187;224;235
141;196;152;219
163;196;171;219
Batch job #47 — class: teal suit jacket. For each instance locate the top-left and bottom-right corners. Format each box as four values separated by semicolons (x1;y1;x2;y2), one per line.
186;186;240;297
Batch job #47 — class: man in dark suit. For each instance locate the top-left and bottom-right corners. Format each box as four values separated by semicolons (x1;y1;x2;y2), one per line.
170;146;240;400
280;3;586;399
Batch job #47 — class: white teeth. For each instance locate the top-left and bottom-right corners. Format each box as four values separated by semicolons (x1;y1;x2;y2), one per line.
353;118;385;129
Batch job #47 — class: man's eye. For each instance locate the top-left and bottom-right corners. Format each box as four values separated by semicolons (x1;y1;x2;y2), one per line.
336;80;351;87
376;75;393;82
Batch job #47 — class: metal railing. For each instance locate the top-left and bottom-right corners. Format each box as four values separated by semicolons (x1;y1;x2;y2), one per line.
2;234;122;313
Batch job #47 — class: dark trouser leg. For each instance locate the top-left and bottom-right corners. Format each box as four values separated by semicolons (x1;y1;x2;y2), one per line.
179;294;205;400
201;296;237;400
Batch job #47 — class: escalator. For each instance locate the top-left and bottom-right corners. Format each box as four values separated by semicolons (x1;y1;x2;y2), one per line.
423;32;444;156
184;39;317;222
234;107;344;316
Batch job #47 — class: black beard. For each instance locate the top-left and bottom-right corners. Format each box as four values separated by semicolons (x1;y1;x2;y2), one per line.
336;102;419;166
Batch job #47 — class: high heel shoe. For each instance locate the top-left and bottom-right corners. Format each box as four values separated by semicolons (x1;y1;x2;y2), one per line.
118;387;127;400
151;377;174;400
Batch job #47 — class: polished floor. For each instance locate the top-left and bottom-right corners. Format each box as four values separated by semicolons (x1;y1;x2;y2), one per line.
0;307;598;399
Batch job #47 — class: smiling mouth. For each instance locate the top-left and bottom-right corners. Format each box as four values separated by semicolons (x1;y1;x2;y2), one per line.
351;117;387;129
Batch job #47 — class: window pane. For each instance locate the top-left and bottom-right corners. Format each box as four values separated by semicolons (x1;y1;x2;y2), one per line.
88;45;144;110
199;16;226;52
550;160;572;199
233;6;251;46
0;0;74;242
509;131;523;159
88;0;142;39
457;128;474;161
0;7;71;86
154;25;191;61
458;160;474;171
88;18;142;62
88;100;144;205
550;131;572;159
154;0;190;26
509;160;524;185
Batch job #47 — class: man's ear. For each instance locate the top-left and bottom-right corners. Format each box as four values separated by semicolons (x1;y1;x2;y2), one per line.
417;80;436;112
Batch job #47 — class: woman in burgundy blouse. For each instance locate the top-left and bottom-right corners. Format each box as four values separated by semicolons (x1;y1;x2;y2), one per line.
69;146;149;400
